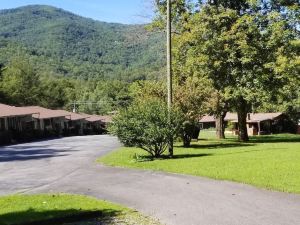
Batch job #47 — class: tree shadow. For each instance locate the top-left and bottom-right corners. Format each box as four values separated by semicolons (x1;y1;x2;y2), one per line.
136;153;213;162
199;135;300;144
0;145;76;162
0;208;122;225
168;153;213;159
188;142;255;149
249;135;300;143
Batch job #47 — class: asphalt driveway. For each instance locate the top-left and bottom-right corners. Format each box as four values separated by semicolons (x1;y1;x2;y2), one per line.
0;135;299;225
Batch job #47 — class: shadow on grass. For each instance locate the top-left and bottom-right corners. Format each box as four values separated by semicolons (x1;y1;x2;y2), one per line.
0;208;122;225
135;135;300;162
136;153;213;162
189;142;255;149
249;135;300;143
199;134;300;144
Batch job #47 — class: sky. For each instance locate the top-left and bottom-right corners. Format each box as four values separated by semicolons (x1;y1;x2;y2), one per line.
0;0;155;24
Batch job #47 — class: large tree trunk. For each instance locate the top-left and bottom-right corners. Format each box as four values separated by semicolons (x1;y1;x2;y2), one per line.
237;98;249;142
215;112;227;139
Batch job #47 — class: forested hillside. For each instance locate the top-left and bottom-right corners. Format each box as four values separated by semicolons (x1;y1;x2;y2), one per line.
0;5;165;81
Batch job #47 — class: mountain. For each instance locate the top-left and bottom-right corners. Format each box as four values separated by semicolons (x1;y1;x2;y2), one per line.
0;5;165;81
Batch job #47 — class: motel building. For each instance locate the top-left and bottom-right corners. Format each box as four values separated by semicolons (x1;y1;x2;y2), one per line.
22;106;71;137
0;104;39;144
0;103;113;145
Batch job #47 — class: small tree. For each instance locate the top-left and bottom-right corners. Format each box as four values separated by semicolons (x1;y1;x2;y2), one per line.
110;99;182;158
129;78;211;148
174;77;212;147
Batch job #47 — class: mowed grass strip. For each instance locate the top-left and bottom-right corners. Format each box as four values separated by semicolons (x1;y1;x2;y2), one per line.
0;194;160;225
99;133;300;194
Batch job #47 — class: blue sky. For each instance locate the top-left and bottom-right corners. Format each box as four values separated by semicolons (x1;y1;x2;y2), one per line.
0;0;154;24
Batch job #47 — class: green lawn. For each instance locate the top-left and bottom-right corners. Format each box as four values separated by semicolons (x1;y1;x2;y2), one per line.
0;194;160;225
99;132;300;194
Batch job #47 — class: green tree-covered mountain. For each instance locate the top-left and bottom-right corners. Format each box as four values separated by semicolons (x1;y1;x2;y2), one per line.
0;5;165;81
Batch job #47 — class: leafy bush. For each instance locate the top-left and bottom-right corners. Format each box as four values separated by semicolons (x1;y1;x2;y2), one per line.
181;121;200;147
110;99;182;158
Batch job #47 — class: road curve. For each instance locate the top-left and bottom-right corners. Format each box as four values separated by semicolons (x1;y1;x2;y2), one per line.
0;135;299;225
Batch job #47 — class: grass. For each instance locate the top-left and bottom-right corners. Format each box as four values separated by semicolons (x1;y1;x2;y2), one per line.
0;194;160;225
98;132;300;194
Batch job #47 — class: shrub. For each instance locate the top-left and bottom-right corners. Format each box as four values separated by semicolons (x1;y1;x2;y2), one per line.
181;121;200;147
110;99;182;158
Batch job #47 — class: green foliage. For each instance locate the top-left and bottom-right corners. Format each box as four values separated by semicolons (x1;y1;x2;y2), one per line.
258;38;300;120
226;121;235;131
0;53;132;113
77;80;132;115
181;120;198;147
0;5;165;81
0;4;165;112
129;78;211;147
153;0;299;141
174;77;212;146
174;77;212;121
110;99;183;157
129;80;167;102
0;56;41;106
0;64;6;102
39;77;75;109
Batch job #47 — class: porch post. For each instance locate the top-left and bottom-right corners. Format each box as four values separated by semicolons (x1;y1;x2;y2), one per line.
4;117;8;130
258;122;261;135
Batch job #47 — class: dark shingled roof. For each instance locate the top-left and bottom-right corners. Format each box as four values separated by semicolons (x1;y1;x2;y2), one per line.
0;103;39;118
55;110;89;121
232;113;283;123
79;113;104;123
199;113;237;123
22;106;70;119
80;113;112;123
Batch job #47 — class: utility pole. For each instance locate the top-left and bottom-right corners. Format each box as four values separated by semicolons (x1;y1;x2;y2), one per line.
167;0;173;156
72;101;77;113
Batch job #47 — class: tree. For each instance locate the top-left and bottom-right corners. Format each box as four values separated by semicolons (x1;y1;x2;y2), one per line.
0;64;6;102
110;99;183;158
153;0;299;141
0;56;41;106
129;80;167;101
39;78;70;109
205;91;229;139
257;39;300;121
75;80;132;115
174;76;212;146
129;78;212;147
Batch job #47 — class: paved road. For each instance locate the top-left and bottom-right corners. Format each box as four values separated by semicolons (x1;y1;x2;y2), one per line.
0;136;299;225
